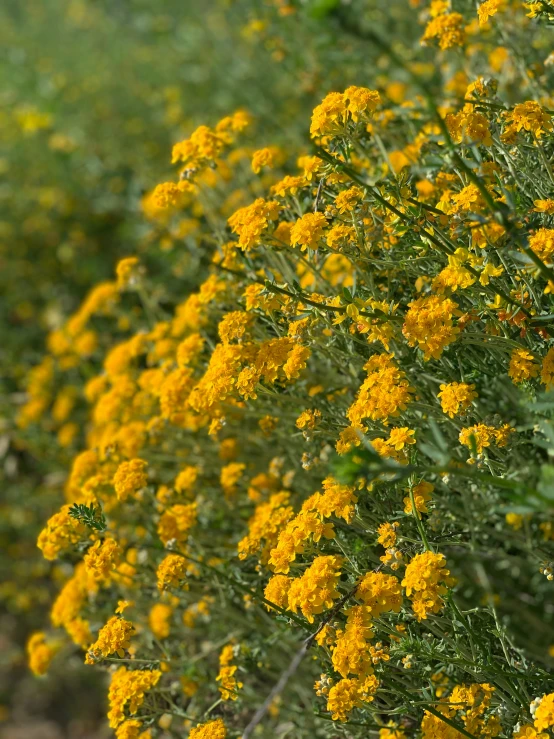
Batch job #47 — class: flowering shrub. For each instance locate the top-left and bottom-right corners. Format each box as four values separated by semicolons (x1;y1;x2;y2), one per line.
8;0;554;737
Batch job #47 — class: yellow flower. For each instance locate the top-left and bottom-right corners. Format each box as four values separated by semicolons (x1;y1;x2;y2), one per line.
335;186;364;214
156;554;188;591
174;465;199;496
86;617;134;663
228;198;280;250
116;257;141;289
403;295;460;361
541;347;554;390
297;155;322;180
478;0;505;26
290;212;327;251
347;354;414;426
216;644;243;701
402;552;454;621
27;632;59;676
152;181;194;209
84;538;121;581
509;349;539;385
504;102;553;141
287;555;343;622
310;87;380;138
113;459;149;501
326;675;378;722
422;13;466;50
157;503;197;545
438;382;477;418
377;522;399;548
459;423;514;454
149;603;173;639
515;725;549;739
37;505;85;561
356;572;402;616
107;667;161;728
529;229;554;264
296;409;322;430
534;199;554;214
534;693;554;732
403;481;434;517
251;146;281;174
189;718;227;739
506;513;524;530
264;574;292;610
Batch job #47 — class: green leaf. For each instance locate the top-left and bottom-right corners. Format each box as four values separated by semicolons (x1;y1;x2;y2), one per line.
418;441;450;465
69;502;107;532
306;0;340;19
537;464;554;501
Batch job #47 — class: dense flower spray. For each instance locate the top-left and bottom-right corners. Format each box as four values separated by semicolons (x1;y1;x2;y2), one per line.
17;4;554;735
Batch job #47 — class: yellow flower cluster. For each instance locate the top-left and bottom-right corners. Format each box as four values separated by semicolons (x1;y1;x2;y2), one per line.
327;673;379;722
37;505;85;561
422;13;466;50
402;552;455;621
189;718;227;739
17;8;554;733
107;667;161;729
287;555;343;623
27;632;59;676
113;459;149;501
347;354;414;428
438;382;477;418
310;86;381;138
228;198;281;250
459;423;514;455
402;296;460;361
85;616;134;663
84;538;121;581
156;553;188;590
534;694;554;732
216;644;243;701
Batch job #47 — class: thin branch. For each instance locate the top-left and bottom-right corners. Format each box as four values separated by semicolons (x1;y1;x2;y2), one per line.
242;584;359;738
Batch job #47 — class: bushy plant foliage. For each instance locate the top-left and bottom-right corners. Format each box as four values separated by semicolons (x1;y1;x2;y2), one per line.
7;0;554;737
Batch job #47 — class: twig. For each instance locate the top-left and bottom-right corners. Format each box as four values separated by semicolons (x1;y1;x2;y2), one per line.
241;584;359;738
313;177;325;212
